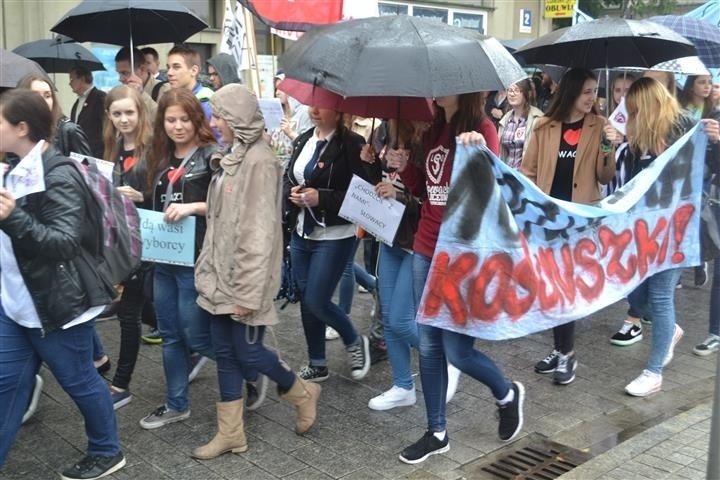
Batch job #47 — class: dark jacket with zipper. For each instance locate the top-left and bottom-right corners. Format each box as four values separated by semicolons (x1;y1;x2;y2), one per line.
283;126;368;235
151;144;219;259
0;146;107;334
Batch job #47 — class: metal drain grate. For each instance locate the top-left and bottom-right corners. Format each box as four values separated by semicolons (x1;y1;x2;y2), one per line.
462;434;591;480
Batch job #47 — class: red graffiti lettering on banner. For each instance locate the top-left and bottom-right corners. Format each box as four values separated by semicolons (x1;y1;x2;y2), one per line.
635;217;668;277
598;227;636;283
423;251;477;324
422;204;696;324
671;204;694;264
573;238;604;301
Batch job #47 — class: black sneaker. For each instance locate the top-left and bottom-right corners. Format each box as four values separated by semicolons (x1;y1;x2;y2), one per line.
347;335;371;380
399;430;450;464
534;350;560;374
369;338;388;365
553;353;577;385
610;322;643;346
695;262;709;287
298;365;330;383
60;452;126;480
498;382;525;442
246;375;267;411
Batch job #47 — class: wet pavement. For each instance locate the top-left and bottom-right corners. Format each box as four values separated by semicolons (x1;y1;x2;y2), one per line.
2;270;717;479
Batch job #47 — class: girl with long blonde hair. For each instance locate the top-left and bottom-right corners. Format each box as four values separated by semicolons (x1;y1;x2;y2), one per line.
622;77;719;397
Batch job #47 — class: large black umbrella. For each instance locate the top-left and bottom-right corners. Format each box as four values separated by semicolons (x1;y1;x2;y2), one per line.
514;17;696;69
13;38;105;73
51;0;208;47
280;15;527;98
647;15;720;68
0;48;47;88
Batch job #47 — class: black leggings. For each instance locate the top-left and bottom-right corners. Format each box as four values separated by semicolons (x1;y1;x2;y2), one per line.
553;321;575;355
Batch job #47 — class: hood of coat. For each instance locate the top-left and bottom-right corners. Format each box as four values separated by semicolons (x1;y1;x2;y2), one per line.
210;84;266;162
206;53;241;86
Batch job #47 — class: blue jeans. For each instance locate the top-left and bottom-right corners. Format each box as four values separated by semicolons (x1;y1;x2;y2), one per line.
154;263;214;411
0;308;119;466
629;267;683;374
290;233;358;365
338;238;377;315
378;244;417;389
413;253;511;432
210;316;296;401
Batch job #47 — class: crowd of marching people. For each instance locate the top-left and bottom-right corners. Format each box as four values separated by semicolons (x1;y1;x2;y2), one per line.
0;39;719;479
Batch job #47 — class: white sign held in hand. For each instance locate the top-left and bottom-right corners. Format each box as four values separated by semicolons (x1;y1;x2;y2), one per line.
339;175;406;246
6;140;46;199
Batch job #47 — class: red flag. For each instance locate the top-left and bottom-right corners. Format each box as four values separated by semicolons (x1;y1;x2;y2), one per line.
238;0;342;31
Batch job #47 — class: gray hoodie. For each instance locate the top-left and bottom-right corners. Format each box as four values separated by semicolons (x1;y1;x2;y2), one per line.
206;53;241;87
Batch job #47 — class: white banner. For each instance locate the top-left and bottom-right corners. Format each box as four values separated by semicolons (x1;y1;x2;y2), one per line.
609;96;629;135
6;140;45;199
339;175;405;246
221;0;250;72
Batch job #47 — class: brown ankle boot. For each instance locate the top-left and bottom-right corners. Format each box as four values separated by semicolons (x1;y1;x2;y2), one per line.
191;399;248;459
280;375;321;434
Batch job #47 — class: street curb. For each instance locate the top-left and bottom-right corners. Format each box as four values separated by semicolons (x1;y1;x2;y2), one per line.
558;400;712;479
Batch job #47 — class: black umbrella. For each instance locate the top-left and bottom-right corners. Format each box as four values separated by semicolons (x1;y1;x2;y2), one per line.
514;17;696;69
51;0;208;47
280;15;527;98
13;38;105;73
0;48;47;88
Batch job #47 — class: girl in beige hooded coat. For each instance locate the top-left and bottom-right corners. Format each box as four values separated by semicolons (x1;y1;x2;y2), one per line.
193;84;320;460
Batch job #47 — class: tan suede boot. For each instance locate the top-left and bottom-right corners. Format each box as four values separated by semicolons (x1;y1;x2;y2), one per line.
191;399;248;459
280;375;321;434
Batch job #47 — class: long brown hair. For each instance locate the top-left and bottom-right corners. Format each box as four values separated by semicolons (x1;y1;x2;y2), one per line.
678;75;714;119
545;68;597;122
147;88;216;190
432;92;487;140
103;85;152;162
16;73;63;125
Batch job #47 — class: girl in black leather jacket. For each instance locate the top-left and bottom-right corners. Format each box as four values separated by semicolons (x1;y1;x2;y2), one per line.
0;88;125;478
139;89;219;430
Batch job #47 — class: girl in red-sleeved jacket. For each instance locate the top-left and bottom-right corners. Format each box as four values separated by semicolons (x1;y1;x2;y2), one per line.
396;93;525;465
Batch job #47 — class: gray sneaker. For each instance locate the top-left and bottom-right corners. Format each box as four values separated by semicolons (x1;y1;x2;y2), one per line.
693;334;720;356
139;405;190;430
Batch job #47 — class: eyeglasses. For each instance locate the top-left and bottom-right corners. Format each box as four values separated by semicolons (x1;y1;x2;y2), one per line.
208;72;219;78
507;87;521;95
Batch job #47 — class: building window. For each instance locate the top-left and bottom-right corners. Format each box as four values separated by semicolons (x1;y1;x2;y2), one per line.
379;2;409;15
412;6;448;23
451;12;485;34
378;2;486;34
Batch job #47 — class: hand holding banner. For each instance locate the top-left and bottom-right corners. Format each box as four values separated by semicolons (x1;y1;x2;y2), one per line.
137;209;196;266
339;175;405;246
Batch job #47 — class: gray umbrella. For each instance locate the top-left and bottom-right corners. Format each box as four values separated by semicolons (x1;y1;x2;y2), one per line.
0;48;47;88
13;38;105;73
280;15;527;97
514;17;696;69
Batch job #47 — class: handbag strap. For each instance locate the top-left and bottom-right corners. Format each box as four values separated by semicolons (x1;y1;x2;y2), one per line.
163;146;198;212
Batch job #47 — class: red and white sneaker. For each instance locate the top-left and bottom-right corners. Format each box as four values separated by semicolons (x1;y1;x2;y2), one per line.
662;324;684;367
625;370;662;397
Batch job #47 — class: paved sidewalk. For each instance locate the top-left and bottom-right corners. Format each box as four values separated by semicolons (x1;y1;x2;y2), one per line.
2;271;718;479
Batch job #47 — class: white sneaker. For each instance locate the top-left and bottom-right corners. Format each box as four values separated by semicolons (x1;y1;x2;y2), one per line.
22;374;44;424
625;369;662;397
446;363;461;403
368;385;416;411
325;326;340;340
662;324;684;367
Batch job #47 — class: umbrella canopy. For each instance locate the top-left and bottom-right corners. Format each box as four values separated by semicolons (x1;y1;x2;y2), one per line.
685;0;720;27
0;48;47;88
514;17;696;69
51;0;208;46
280;15;527;98
13;38;105;73
647;15;720;68
500;38;531;53
652;56;711;75
278;78;435;121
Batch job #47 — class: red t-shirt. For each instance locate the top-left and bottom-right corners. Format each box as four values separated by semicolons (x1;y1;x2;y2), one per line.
401;117;499;258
